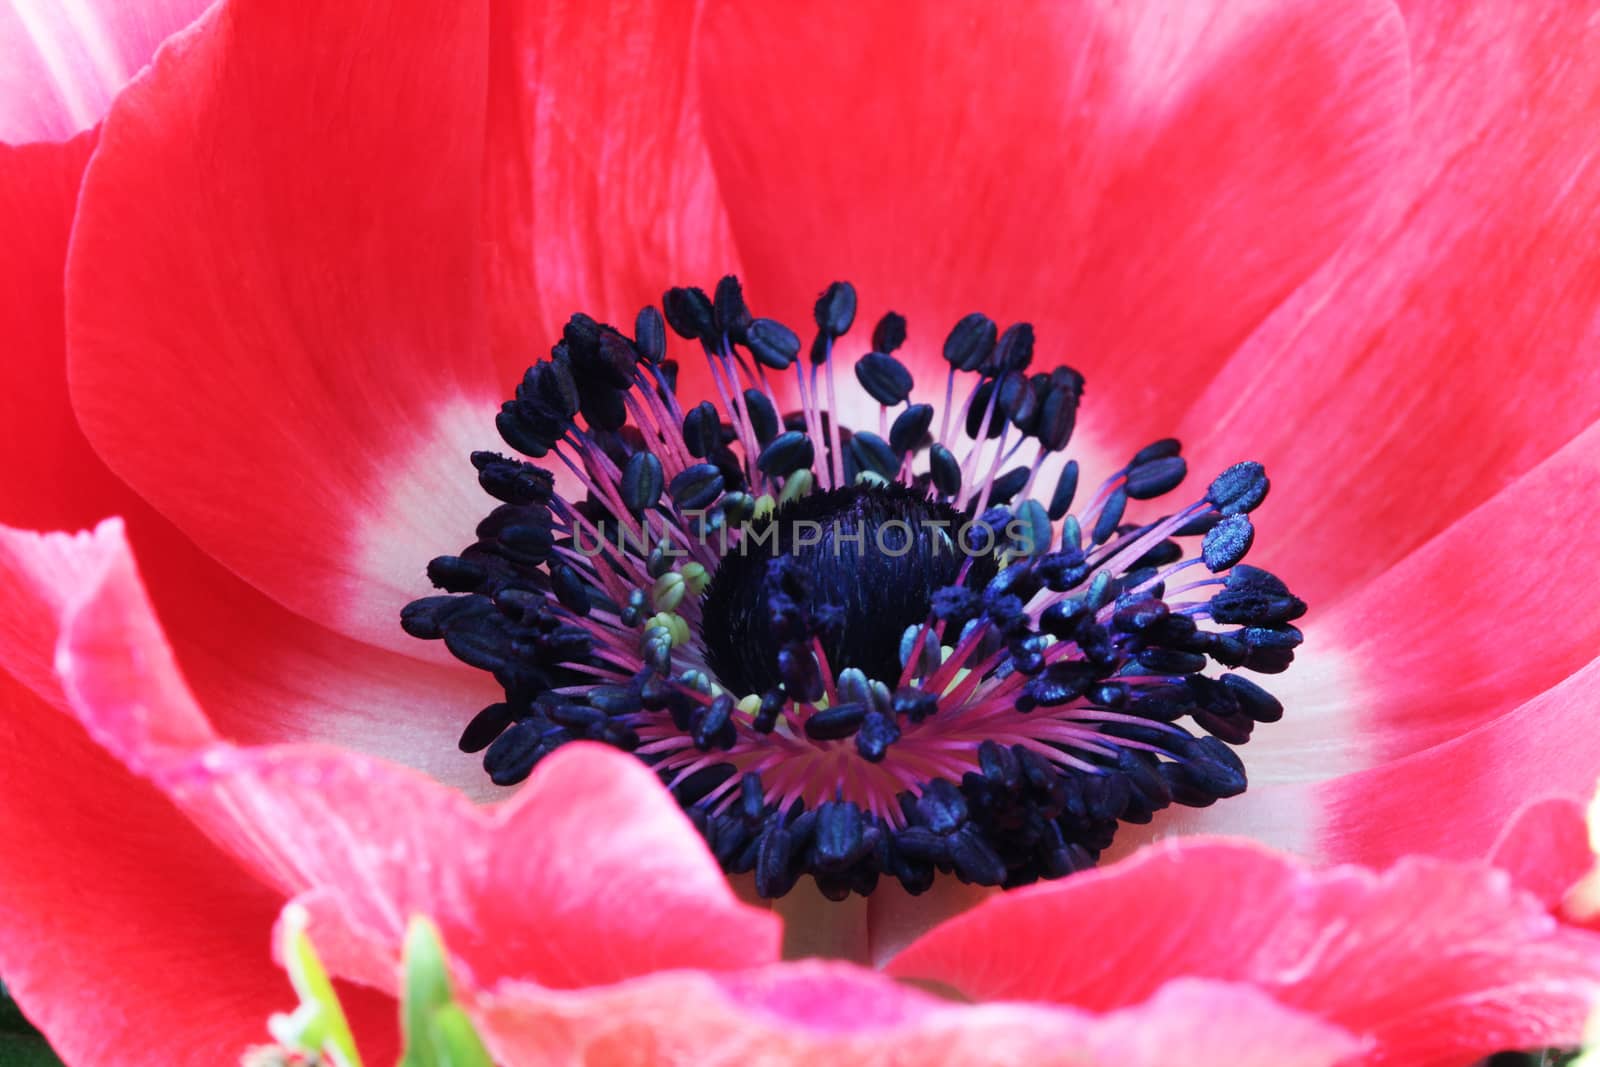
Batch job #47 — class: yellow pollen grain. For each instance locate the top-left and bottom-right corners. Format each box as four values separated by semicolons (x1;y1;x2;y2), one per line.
650;572;686;613
680;562;710;596
777;469;814;506
646;612;691;647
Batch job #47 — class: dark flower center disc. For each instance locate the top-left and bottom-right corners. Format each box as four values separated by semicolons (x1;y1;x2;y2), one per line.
701;485;994;693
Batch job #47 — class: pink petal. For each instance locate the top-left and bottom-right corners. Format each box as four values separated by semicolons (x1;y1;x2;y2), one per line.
65;0;508;658
0;0;209;142
695;0;1407;454
478;962;1361;1067
482;0;738;400
11;516;780;990
1182;0;1600;608
889;838;1600;1065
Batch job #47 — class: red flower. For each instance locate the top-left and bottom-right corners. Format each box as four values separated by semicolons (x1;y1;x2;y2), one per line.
3;0;1600;1064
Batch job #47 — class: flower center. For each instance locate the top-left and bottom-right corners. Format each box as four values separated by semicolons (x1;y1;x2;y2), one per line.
401;275;1305;901
701;484;995;696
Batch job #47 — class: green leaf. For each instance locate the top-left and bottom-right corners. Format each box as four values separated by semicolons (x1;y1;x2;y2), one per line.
0;1032;68;1067
0;981;65;1067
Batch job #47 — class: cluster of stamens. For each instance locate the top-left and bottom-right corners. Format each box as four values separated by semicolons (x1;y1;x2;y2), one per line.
402;276;1305;899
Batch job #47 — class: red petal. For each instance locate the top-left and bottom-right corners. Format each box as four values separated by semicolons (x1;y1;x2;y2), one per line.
1182;1;1600;607
478;962;1361;1067
866;875;997;968
1242;420;1600;782
0;0;207;142
185;741;782;992
1113;656;1600;878
1308;653;1600;870
0;135;124;534
0;127;502;792
1488;796;1594;914
0;684;292;1067
13;516;779;989
0;528;403;1066
889;839;1600;1065
65;0;507;657
482;0;738;400
696;0;1407;452
0;526;286;1065
84;522;506;792
0;515;500;797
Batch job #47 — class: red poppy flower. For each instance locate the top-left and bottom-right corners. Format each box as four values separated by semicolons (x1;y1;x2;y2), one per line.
3;0;1600;1064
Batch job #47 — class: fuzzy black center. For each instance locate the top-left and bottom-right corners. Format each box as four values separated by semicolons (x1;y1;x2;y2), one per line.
700;484;989;694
